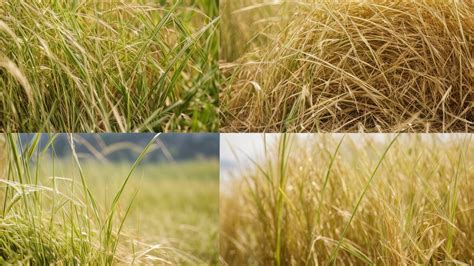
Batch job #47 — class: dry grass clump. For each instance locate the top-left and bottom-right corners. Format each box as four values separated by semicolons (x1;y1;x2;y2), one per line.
220;0;473;132
220;134;474;265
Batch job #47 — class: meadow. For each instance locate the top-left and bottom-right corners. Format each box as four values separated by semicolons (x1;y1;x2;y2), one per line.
0;134;219;264
220;0;473;132
0;0;219;132
220;134;474;265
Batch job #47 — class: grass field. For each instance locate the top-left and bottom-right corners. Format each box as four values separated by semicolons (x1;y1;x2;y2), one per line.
0;134;219;264
0;1;219;132
221;134;474;265
220;0;473;132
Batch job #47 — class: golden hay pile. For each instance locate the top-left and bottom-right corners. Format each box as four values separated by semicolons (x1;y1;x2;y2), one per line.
221;0;473;132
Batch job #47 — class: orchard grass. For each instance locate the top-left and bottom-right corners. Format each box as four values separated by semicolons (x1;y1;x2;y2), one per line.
0;1;219;132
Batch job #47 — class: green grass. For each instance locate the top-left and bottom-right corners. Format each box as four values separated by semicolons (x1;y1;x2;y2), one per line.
0;134;219;264
0;0;219;132
221;134;474;265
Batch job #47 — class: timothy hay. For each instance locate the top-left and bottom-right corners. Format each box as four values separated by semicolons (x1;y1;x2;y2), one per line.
220;134;474;264
221;0;473;132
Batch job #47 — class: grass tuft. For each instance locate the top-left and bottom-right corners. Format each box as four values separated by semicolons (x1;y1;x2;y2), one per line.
0;134;219;264
0;1;219;132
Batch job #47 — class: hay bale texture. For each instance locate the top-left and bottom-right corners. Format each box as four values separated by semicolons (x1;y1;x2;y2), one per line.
221;0;473;132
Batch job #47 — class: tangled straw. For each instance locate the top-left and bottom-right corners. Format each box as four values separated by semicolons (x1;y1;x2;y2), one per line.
221;0;473;132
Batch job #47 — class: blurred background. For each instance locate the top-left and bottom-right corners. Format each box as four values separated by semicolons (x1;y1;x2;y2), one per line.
18;133;219;163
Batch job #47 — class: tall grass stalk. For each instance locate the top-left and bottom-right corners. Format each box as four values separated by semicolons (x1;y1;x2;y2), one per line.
328;134;399;265
274;134;291;266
